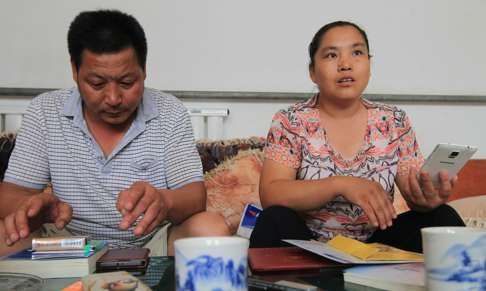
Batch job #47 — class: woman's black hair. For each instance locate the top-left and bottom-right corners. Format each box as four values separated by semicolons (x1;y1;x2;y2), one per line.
67;9;147;71
308;21;370;69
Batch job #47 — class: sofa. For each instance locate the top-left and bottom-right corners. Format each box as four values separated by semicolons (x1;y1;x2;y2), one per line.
0;133;485;234
198;137;486;232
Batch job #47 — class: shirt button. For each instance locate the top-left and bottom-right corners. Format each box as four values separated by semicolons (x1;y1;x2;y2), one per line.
101;165;112;174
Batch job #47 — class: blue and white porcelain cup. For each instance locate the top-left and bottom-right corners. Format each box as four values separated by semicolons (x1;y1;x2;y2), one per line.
421;227;486;291
174;236;249;291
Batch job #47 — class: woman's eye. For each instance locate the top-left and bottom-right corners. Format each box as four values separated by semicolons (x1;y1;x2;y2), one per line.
324;52;337;59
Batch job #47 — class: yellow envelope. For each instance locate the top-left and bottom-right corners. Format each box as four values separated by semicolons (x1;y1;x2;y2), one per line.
327;235;423;261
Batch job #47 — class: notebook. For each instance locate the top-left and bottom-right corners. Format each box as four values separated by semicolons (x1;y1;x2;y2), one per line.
248;247;340;272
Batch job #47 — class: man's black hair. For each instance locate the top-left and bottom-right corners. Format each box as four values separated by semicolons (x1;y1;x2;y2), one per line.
68;9;147;71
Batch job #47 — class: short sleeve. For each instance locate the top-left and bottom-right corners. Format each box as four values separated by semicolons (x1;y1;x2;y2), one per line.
4;97;50;189
163;104;203;189
264;110;303;168
396;112;424;175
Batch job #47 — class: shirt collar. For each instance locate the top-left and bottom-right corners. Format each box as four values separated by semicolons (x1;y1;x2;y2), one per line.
61;87;158;128
302;93;370;109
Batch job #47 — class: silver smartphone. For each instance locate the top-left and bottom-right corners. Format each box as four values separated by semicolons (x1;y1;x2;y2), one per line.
421;143;478;185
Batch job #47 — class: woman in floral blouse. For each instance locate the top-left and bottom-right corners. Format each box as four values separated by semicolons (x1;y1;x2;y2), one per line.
250;21;464;252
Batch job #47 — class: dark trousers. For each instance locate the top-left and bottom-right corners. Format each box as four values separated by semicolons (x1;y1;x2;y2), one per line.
249;204;465;252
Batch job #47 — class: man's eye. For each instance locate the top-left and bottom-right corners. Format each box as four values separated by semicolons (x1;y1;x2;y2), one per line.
353;50;364;56
90;82;104;90
120;81;134;88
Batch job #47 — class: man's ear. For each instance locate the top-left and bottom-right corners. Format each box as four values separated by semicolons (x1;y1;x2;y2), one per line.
71;61;78;83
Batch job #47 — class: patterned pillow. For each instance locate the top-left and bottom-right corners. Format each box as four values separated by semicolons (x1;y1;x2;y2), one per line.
205;149;264;234
197;137;266;173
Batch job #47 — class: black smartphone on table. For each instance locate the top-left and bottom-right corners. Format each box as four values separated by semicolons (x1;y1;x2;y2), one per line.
96;248;150;274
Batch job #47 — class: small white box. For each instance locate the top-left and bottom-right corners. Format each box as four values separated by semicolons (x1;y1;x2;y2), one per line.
236;203;262;239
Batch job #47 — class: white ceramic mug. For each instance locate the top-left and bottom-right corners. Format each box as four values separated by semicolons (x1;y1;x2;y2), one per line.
174;236;249;291
421;227;486;291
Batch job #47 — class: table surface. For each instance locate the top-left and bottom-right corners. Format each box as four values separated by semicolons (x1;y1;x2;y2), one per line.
43;256;174;290
44;256;379;291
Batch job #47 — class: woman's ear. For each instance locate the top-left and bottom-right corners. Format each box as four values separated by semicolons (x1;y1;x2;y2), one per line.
309;65;317;84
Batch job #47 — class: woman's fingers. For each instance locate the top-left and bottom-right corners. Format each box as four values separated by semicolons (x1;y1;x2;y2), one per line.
372;193;395;229
360;201;379;228
408;171;427;206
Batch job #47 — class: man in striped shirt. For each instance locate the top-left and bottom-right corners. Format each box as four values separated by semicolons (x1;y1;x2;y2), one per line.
0;9;229;256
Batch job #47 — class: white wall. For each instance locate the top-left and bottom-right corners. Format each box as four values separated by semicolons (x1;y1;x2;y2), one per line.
1;0;486;95
0;1;485;158
1;96;484;158
184;99;486;158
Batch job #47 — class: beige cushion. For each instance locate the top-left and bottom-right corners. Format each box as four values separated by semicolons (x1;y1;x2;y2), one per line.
205;149;263;234
448;195;486;229
392;184;410;214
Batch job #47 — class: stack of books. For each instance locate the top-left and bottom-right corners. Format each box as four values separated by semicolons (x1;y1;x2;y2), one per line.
0;236;108;278
343;263;425;291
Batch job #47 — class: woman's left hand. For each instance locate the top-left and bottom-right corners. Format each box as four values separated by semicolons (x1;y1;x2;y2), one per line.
396;169;458;212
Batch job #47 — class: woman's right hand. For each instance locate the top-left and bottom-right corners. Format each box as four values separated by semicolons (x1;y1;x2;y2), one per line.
338;176;396;230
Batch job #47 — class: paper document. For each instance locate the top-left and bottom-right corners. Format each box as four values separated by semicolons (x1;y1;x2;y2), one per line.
284;235;423;264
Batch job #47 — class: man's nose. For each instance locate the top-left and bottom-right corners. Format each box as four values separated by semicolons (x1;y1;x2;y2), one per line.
105;83;122;106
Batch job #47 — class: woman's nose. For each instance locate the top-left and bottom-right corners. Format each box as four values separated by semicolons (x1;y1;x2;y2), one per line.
338;55;352;71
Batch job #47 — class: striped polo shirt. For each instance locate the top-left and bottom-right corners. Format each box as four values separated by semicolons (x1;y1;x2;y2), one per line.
4;88;203;248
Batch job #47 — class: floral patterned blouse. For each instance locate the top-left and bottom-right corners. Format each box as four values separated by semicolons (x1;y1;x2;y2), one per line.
264;94;424;242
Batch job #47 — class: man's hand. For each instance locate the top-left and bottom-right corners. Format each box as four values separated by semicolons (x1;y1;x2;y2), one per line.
117;181;172;237
396;169;456;212
339;176;396;230
2;191;72;245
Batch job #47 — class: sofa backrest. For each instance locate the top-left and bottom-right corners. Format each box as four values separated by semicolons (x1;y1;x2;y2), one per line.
196;137;266;173
1;133;484;201
450;159;486;201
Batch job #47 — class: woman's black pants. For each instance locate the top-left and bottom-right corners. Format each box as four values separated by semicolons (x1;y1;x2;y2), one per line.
249;204;465;252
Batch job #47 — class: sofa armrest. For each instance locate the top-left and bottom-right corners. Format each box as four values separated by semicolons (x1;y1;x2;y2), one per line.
450;159;486;201
448;195;486;228
0;133;16;181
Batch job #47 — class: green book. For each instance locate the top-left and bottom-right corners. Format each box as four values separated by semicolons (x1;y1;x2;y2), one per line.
0;240;108;278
